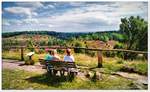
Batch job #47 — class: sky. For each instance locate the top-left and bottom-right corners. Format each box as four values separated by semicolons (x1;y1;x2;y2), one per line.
2;2;148;33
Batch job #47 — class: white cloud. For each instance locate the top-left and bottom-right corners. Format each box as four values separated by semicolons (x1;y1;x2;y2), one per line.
2;20;10;26
69;2;86;7
43;4;55;9
4;7;37;18
15;2;43;8
48;24;54;28
4;7;31;15
2;2;147;32
23;18;39;24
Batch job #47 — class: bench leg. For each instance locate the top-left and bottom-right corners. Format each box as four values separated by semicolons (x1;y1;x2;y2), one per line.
67;72;76;81
53;70;58;76
60;70;65;76
46;65;54;76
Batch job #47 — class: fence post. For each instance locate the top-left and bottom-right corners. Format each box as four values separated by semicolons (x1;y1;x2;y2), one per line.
21;46;24;61
97;51;103;68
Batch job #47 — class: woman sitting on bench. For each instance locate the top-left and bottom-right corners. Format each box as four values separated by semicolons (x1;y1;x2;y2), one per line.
51;49;61;61
44;49;53;61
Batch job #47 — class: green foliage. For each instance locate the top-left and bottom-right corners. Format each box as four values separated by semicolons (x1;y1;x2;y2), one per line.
112;33;127;42
114;42;125;49
100;35;109;42
120;16;148;51
103;51;116;57
120;16;147;59
27;40;34;51
85;50;96;57
57;49;65;54
113;42;125;58
74;41;85;53
123;61;148;75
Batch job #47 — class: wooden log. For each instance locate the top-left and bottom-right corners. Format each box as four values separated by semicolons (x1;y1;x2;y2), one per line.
97;51;103;68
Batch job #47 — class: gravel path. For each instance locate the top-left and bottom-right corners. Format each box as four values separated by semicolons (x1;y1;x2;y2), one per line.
2;59;47;74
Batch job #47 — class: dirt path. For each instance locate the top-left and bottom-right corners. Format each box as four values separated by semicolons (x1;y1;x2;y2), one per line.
115;72;148;84
2;59;47;74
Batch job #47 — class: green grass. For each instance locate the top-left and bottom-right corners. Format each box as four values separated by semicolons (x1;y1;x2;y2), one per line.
2;51;21;60
123;60;148;75
3;69;138;90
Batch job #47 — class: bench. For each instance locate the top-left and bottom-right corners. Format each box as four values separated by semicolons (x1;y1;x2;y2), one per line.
39;59;78;76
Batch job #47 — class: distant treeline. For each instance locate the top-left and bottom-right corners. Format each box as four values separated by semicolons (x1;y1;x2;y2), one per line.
2;30;119;40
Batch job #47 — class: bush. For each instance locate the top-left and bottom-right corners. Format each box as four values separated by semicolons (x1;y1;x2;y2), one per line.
74;41;85;53
116;59;124;64
57;49;65;54
113;42;125;49
113;42;126;59
103;51;116;57
85;50;96;57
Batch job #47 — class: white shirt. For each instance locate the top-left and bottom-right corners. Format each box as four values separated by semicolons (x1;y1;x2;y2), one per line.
64;55;75;62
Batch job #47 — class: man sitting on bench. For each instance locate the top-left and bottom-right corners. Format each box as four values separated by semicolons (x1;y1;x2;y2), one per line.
64;48;74;62
63;48;76;74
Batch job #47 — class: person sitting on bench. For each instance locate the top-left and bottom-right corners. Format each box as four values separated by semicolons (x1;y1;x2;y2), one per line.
63;48;76;75
44;49;53;61
64;48;74;62
51;49;62;75
51;49;61;61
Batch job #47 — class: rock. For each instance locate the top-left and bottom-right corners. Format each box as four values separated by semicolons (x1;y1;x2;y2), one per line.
120;65;136;73
34;62;41;65
109;75;117;80
28;87;33;90
92;71;102;81
85;71;93;78
137;79;148;85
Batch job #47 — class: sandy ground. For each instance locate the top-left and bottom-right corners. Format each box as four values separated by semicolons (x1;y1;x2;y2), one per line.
2;59;47;74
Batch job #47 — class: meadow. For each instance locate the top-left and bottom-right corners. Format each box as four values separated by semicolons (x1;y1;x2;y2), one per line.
2;50;147;75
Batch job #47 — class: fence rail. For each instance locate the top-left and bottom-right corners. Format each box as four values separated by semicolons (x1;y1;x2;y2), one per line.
3;46;148;54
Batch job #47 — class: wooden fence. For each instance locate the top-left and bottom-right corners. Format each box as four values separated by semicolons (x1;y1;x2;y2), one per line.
3;46;148;68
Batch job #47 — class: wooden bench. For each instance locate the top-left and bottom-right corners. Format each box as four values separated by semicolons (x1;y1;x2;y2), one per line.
39;59;78;76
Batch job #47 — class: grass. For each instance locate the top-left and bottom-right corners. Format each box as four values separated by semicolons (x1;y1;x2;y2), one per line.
2;50;148;75
2;51;148;89
3;69;138;90
2;51;21;60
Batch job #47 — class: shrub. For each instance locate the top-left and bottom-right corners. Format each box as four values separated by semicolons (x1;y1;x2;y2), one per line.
114;42;125;49
74;41;85;53
85;50;96;57
57;49;65;54
103;51;116;57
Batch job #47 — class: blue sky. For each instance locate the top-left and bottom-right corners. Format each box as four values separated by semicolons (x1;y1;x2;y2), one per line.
2;2;148;32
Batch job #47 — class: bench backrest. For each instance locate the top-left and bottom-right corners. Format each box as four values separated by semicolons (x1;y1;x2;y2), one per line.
66;62;76;68
46;61;76;68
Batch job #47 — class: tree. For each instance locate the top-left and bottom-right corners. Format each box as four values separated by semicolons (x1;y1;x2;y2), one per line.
120;16;148;59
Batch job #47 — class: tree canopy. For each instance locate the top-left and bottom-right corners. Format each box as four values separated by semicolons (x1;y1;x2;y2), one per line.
120;16;148;51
